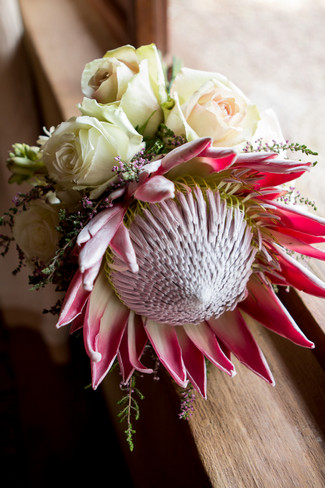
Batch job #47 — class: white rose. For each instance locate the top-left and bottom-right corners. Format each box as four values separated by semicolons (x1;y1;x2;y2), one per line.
253;108;285;146
13;201;59;264
42;112;144;198
165;67;260;147
81;44;167;137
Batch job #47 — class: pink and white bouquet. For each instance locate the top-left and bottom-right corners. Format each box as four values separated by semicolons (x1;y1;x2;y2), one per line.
2;43;324;449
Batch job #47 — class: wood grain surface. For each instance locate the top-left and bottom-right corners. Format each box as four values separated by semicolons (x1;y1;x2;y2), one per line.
100;315;324;488
187;318;325;488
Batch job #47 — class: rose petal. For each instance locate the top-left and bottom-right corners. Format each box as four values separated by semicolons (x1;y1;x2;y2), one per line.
120;59;162;138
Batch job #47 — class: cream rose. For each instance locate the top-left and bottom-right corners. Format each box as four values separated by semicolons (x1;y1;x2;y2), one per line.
42;112;144;198
81;44;167;137
13;201;59;264
164;67;260;147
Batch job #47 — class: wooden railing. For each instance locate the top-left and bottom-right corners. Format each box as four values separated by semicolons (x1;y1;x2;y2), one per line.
18;1;325;486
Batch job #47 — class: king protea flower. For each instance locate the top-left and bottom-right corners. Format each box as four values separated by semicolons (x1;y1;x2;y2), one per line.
56;137;324;398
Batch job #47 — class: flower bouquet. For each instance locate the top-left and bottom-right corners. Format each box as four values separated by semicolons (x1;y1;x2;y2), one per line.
1;43;324;450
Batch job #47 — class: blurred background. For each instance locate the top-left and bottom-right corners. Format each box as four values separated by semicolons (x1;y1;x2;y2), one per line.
0;0;324;486
170;0;325;213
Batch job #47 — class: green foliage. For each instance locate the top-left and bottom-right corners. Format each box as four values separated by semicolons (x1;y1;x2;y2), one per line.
168;56;183;92
145;123;186;156
243;138;318;164
7;143;46;184
117;375;144;451
162;53;182;94
136;110;157;135
279;186;318;212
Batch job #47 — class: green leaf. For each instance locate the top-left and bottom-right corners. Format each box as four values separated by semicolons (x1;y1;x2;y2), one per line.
136;110;157;136
169;55;183;88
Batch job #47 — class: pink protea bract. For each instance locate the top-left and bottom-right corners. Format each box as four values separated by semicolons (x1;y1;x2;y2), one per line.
56;138;323;398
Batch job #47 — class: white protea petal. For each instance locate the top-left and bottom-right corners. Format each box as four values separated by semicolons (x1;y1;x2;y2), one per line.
108;187;257;326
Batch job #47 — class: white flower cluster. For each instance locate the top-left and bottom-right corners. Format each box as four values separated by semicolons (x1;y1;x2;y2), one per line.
42;44;263;196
